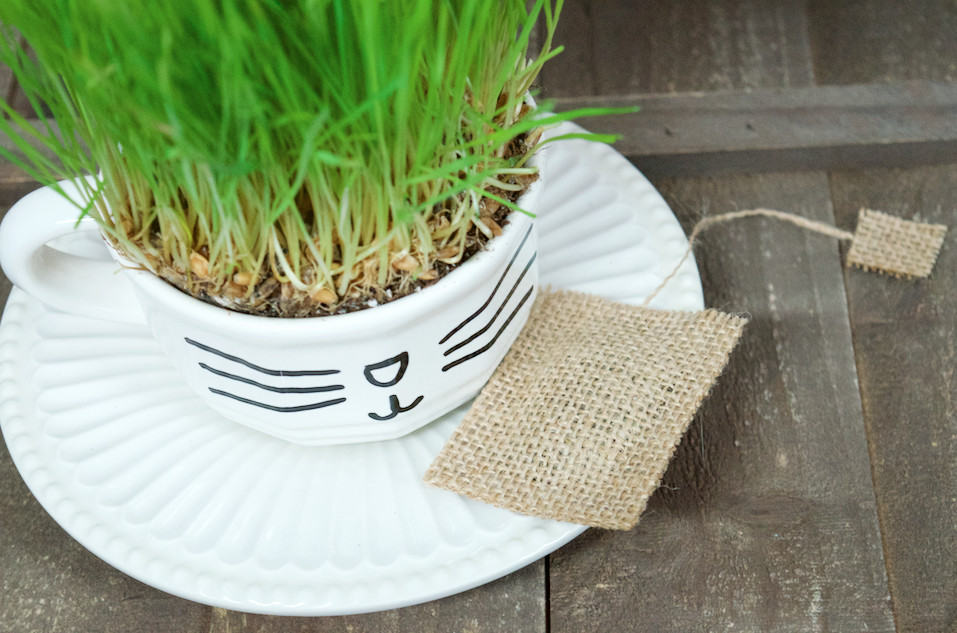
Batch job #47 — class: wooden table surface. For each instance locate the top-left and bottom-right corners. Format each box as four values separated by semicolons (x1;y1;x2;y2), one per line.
1;2;955;632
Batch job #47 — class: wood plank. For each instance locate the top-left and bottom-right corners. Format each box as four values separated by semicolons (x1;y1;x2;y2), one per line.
0;163;37;207
553;81;957;176
0;33;37;118
5;85;36;119
0;117;63;206
208;562;545;632
0;182;212;632
629;139;957;180
548;172;895;632
808;0;957;85
830;164;957;633
542;0;814;98
0;62;15;110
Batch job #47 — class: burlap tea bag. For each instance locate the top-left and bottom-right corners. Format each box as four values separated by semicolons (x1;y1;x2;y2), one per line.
424;290;748;530
846;209;947;278
644;208;948;300
425;206;945;530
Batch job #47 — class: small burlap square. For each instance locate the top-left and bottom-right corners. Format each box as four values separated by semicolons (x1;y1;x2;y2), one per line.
847;208;947;278
424;290;747;530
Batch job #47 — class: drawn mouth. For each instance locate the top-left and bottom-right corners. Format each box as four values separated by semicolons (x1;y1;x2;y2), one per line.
368;394;425;421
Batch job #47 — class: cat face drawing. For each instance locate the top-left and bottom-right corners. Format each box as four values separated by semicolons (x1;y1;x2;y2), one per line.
173;220;538;445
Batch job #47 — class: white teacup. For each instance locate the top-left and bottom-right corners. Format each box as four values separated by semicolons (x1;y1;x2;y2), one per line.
0;173;541;445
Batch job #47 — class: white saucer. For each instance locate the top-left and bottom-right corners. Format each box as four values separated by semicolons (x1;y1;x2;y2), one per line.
0;123;703;615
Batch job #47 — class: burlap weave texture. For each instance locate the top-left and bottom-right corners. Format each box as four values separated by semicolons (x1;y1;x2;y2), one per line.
847;208;947;278
424;290;747;530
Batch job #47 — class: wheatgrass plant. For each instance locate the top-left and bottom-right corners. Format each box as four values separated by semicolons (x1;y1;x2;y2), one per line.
0;0;627;316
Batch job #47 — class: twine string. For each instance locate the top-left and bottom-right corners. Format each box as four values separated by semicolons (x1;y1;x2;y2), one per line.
642;208;855;307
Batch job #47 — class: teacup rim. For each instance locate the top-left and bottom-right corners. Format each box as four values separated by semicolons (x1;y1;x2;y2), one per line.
112;162;543;340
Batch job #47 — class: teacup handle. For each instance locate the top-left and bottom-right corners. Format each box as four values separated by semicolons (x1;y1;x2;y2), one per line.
0;180;146;324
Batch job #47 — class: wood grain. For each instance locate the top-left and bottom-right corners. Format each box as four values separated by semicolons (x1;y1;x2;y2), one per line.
542;0;814;98
2;1;956;628
0;62;15;111
0;35;36;118
553;81;957;176
830;164;957;633
1;114;71;203
0;162;35;207
548;172;895;632
808;0;957;85
207;562;545;633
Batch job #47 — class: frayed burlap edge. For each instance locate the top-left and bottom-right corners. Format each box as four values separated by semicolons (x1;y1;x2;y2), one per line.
424;290;747;530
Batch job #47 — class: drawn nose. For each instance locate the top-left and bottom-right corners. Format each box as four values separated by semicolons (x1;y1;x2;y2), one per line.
363;351;409;387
